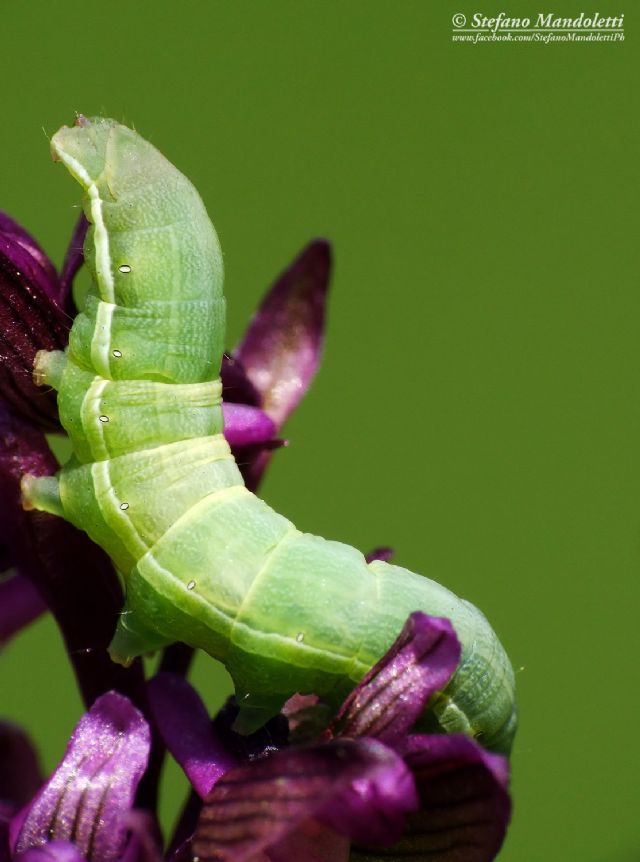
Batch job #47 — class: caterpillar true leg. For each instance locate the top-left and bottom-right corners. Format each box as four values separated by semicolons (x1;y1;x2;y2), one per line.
21;474;64;517
33;349;67;389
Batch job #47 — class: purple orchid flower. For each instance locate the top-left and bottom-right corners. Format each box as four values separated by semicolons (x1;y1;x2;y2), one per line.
148;613;510;862
0;208;511;862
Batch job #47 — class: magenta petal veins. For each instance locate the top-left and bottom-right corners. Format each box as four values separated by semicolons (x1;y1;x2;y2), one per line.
13;693;150;862
388;734;511;862
332;613;461;746
194;739;416;862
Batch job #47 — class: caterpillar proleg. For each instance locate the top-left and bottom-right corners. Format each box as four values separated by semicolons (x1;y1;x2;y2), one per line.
24;118;516;753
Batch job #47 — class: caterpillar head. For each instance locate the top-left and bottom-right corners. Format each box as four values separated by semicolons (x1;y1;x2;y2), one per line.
51;116;175;202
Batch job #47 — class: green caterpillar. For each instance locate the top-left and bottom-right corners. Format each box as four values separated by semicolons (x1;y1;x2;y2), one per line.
23;117;516;753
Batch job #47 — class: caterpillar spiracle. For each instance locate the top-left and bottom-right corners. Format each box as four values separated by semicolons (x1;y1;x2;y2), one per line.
23;117;516;754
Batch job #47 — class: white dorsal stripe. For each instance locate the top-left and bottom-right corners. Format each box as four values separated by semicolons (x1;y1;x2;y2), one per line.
81;376;111;461
51;145;115;304
91;301;115;378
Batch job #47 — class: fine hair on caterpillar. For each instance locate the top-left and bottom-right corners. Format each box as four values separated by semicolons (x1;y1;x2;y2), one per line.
22;117;517;753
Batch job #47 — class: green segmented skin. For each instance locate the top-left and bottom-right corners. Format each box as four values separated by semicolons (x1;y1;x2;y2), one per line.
28;118;516;753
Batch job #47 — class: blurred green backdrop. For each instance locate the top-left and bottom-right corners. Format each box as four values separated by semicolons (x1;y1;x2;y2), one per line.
2;1;638;859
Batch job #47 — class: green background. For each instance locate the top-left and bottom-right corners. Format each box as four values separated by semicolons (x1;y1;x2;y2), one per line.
2;1;637;859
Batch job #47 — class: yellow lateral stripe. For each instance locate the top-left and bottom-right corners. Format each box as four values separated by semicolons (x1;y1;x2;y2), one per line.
92;446;241;565
230;525;299;629
138;546;357;666
145;483;250;553
91;460;150;560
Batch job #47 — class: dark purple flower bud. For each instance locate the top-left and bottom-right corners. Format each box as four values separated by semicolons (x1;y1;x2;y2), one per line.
147;674;237;799
0;406;146;707
0;214;68;431
231;437;288;492
379;734;511;862
59;214;88;308
364;546;394;564
220;355;259;407
0;214;60;304
218;360;283;489
193;738;416;862
230;240;330;491
331;613;461;746
234;240;331;429
0;722;42;810
0;573;46;647
14;693;150;862
221;403;276;448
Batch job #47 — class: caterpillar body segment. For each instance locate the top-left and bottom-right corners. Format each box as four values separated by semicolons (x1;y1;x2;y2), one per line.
25;118;516;754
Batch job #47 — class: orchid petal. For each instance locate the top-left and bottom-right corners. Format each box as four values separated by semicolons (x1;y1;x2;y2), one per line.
59;214;89;308
222;403;276;448
14;693;150;862
356;734;510;862
0;573;46;646
332;614;461;746
1;805;12;862
118;811;163;862
193;738;415;862
266;821;350;862
15;841;87;862
234;240;331;428
0;722;42;809
147;673;237;798
0;541;12;572
318;743;417;846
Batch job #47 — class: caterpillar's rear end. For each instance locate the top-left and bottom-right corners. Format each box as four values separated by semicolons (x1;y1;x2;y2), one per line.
23;117;516;756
